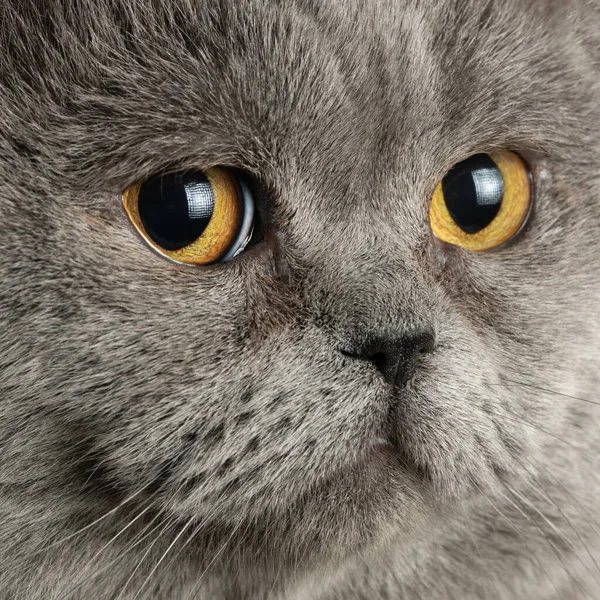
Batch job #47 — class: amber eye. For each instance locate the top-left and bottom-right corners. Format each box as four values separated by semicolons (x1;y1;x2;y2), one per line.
429;150;531;251
122;167;255;265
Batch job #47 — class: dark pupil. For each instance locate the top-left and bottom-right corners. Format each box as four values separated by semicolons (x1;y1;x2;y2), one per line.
138;171;215;251
441;154;504;234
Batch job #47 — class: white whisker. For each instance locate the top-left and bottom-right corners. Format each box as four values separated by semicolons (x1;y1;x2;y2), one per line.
184;521;245;600
470;476;563;597
39;482;156;554
114;517;176;600
501;480;595;599
130;516;195;600
500;380;600;408
56;510;165;600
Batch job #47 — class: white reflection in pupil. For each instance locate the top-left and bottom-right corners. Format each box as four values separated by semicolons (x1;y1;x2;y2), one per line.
184;181;215;219
471;168;503;205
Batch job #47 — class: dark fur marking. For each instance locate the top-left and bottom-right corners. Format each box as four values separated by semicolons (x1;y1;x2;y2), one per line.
245;436;260;453
203;423;225;447
235;411;255;426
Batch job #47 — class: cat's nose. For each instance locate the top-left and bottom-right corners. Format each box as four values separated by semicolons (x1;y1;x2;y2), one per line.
341;328;436;388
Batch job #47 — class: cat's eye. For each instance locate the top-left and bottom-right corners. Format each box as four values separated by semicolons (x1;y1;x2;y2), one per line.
429;150;531;251
122;167;255;265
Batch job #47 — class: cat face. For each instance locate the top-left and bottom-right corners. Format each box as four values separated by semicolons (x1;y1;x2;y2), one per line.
1;0;599;575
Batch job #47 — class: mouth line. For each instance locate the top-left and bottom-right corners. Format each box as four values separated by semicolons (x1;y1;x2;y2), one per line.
353;436;402;469
360;413;433;488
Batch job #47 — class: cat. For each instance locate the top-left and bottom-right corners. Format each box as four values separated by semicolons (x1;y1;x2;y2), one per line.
1;0;599;598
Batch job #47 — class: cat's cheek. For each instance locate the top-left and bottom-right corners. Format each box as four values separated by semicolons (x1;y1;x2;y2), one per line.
131;327;427;529
390;315;534;496
164;445;432;564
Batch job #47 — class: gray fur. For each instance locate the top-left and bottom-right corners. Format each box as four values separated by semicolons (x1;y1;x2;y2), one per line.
1;0;599;598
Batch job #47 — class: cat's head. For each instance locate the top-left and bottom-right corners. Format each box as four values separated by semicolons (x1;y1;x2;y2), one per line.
1;0;599;569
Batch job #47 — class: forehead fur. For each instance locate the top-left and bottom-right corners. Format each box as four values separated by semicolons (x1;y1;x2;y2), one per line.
0;0;598;202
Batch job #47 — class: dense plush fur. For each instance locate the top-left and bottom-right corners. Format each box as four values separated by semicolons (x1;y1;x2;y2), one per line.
1;0;599;598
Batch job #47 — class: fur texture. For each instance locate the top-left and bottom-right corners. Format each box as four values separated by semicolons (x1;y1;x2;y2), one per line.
1;0;599;598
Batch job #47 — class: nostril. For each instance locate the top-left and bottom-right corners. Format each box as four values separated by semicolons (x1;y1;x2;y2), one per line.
369;352;388;373
340;348;387;368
